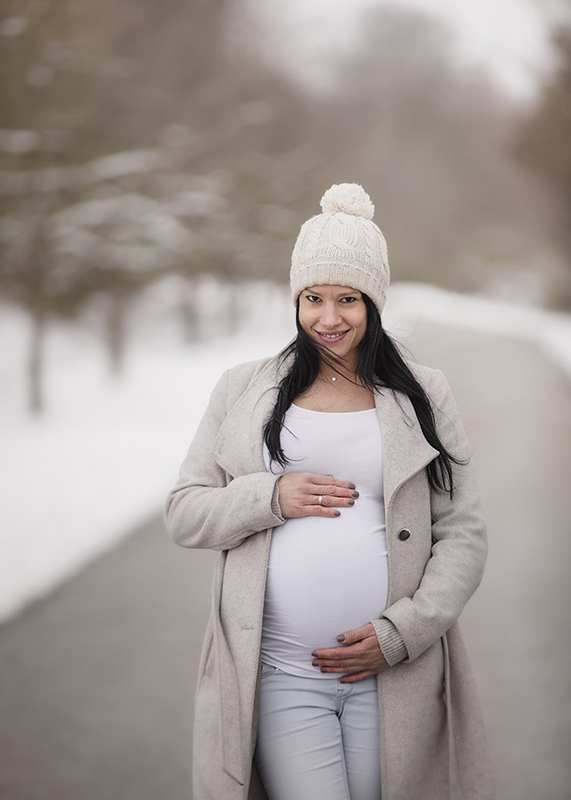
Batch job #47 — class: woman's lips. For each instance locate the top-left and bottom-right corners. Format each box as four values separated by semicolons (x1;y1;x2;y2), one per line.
316;330;349;344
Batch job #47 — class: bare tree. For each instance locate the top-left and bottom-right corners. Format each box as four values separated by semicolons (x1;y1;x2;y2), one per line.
511;21;571;308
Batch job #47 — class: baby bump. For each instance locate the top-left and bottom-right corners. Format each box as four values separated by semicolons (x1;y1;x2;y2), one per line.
261;518;389;676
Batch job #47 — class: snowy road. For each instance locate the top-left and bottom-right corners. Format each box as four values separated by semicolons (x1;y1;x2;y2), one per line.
0;320;570;800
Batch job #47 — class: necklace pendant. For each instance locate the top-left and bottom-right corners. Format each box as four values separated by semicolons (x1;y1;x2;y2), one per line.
331;376;336;382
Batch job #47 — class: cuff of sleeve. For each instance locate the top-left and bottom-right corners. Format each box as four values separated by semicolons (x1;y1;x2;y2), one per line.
227;471;287;534
370;618;409;666
271;477;285;523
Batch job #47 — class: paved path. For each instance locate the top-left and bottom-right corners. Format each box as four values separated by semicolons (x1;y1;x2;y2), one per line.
1;322;570;799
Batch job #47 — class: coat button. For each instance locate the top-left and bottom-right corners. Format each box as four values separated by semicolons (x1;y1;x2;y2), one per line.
398;528;411;541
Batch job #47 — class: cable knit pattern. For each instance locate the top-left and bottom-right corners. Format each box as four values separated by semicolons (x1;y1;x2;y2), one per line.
270;480;285;523
290;183;390;317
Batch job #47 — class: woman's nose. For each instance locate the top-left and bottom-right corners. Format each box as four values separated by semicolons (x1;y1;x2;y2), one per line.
319;305;343;326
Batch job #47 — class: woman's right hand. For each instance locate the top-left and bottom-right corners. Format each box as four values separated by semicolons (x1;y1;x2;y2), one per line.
276;472;359;519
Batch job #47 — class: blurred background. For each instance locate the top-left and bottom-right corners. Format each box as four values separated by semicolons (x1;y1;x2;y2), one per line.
1;0;571;798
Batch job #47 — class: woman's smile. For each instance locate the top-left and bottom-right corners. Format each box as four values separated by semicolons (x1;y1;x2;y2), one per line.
316;329;350;344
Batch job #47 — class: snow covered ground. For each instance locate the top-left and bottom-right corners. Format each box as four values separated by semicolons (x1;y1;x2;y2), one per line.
1;279;570;624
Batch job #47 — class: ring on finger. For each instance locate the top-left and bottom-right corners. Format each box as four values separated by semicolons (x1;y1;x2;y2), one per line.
318;494;323;506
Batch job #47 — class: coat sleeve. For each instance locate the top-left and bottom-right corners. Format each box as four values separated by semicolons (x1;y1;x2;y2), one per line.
375;368;489;665
163;368;287;551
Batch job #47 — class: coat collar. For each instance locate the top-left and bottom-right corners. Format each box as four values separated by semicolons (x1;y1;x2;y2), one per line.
212;339;440;514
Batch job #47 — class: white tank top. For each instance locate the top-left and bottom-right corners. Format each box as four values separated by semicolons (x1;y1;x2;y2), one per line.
261;402;388;679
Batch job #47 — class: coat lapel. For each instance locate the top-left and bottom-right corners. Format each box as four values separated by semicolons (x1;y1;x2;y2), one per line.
211;346;440;513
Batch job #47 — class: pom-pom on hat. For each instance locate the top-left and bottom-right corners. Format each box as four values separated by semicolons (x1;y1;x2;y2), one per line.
290;183;390;317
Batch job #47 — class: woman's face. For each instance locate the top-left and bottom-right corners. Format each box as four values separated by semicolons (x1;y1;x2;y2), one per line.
298;285;367;363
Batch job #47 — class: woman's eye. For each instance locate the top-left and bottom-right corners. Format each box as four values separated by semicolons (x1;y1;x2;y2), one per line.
306;295;357;303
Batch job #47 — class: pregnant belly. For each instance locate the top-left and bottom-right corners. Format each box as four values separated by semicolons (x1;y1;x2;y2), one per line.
261;517;389;656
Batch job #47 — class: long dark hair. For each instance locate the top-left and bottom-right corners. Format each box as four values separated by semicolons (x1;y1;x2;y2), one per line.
263;292;469;500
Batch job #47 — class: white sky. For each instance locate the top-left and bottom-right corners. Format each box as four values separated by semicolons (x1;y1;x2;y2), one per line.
255;0;571;103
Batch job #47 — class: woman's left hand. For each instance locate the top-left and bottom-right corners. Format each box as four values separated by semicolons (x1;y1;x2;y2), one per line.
311;623;390;683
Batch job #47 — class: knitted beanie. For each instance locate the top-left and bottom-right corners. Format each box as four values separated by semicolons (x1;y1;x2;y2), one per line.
290;183;390;317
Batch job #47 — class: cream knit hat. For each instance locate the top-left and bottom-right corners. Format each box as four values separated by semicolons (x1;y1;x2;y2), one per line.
290;183;390;317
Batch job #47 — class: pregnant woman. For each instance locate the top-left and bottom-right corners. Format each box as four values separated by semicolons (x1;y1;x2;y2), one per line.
164;184;495;800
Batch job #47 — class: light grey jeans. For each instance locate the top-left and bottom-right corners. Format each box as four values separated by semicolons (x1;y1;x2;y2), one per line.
253;663;382;800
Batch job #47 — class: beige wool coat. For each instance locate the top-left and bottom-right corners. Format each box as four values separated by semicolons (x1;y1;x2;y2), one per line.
164;341;496;800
